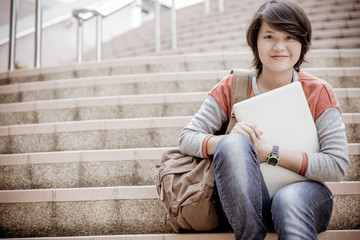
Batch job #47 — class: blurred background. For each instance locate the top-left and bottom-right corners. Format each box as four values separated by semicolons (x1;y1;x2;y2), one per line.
0;0;204;72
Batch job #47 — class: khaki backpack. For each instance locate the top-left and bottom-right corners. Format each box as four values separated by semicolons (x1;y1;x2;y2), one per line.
156;69;251;232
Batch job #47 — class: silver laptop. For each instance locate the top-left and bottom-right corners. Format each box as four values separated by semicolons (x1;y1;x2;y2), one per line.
232;81;319;198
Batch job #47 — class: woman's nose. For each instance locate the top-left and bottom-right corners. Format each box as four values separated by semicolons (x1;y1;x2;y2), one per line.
273;41;286;51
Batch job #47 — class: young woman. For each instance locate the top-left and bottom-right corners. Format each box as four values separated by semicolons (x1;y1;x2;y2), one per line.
178;0;349;239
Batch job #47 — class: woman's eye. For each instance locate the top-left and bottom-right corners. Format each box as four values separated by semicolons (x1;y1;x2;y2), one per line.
264;35;273;39
286;36;295;40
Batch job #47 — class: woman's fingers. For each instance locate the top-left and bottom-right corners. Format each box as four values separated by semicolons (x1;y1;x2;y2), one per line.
238;122;257;143
232;126;251;139
242;121;263;138
230;121;263;145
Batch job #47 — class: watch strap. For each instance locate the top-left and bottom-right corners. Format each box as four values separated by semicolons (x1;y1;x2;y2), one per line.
267;145;280;166
272;145;279;157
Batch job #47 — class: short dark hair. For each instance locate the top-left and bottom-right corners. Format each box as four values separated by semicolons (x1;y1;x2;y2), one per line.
246;0;312;72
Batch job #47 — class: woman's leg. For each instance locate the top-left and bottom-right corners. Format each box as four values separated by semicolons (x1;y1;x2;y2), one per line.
213;134;272;240
271;181;333;240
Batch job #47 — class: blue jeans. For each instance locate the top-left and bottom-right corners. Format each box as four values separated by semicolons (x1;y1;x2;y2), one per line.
213;134;333;240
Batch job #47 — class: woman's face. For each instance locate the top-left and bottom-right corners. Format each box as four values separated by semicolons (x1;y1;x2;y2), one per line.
257;21;302;74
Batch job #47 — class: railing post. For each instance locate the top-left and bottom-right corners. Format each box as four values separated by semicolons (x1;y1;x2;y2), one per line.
35;0;42;68
219;0;224;12
96;15;102;62
171;0;177;50
8;0;18;71
155;0;161;52
76;19;83;64
205;0;210;15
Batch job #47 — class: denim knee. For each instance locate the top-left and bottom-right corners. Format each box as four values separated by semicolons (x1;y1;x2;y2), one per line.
214;133;254;164
272;181;332;214
271;181;333;239
213;133;259;185
272;183;304;214
213;133;268;240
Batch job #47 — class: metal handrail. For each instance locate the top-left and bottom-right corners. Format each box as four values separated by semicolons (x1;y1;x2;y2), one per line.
155;0;161;52
8;0;43;71
8;0;17;71
7;0;226;70
156;0;225;52
72;8;102;63
219;0;224;12
171;0;177;50
205;0;224;14
72;0;141;63
35;0;42;68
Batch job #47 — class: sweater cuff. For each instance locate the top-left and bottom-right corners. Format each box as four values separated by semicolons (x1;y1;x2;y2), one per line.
202;135;215;158
299;153;308;176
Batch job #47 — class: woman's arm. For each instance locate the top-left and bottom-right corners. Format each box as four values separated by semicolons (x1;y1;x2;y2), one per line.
179;95;228;158
235;108;349;180
305;108;349;181
226;121;303;174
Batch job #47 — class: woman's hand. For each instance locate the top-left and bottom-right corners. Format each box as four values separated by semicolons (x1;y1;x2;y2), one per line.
230;121;262;143
230;121;303;173
230;121;272;163
253;134;273;163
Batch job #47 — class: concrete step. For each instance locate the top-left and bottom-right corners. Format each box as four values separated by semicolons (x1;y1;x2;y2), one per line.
1;49;360;85
102;1;360;58
0;88;358;126
109;2;360;53
0;147;169;190
137;1;360;38
3;231;360;240
204;0;360;19
0;92;207;125
157;19;360;48
0;143;359;190
160;13;360;43
116;9;360;48
172;1;360;32
1;67;359;103
123;34;360;59
0;114;358;154
299;0;359;12
0;182;359;238
0;0;357;238
311;18;360;30
94;1;359;51
103;36;360;61
112;18;360;53
116;25;359;61
0;88;358;125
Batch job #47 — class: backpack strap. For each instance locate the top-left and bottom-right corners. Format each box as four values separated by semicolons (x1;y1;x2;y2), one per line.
225;69;252;134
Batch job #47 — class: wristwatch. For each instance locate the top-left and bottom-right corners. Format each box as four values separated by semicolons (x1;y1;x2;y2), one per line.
267;145;280;166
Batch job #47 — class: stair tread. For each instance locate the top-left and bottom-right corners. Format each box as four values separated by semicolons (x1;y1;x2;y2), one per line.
1;182;359;203
1;49;359;81
1;144;359;166
1;88;359;113
1;0;359;237
1;67;359;95
0;147;172;166
0;114;358;136
7;231;359;240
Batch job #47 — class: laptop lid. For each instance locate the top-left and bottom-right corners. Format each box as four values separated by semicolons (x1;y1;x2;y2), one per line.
232;81;319;198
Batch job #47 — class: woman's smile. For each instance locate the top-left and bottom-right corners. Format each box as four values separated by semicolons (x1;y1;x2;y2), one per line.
271;55;289;61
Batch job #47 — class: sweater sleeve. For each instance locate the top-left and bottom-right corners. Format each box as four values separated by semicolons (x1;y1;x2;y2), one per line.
305;107;350;182
178;95;228;158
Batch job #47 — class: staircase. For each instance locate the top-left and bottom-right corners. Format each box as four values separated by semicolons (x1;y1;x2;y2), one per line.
0;0;359;239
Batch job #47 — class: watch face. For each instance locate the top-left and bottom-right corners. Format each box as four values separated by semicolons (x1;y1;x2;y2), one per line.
268;156;279;165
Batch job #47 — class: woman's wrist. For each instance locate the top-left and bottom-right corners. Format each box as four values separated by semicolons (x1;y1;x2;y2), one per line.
206;135;225;157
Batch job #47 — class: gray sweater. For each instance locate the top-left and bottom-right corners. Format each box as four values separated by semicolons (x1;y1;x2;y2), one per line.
179;71;349;182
